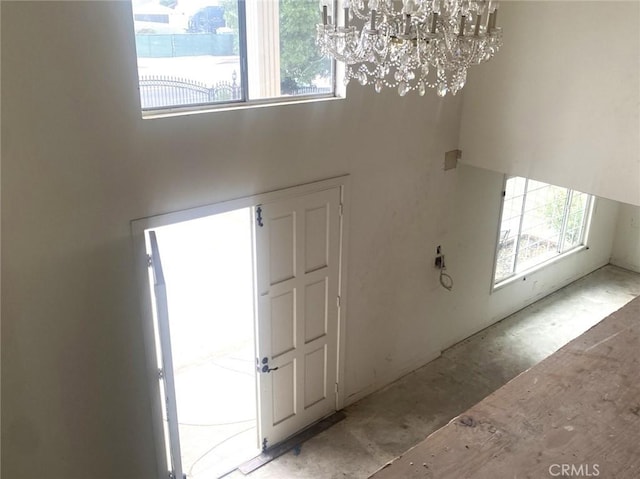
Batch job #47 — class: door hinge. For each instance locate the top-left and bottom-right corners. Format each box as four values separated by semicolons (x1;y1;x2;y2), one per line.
147;254;153;267
336;296;341;308
335;382;339;394
339;203;344;217
158;368;164;380
262;437;268;452
256;205;264;227
168;472;186;479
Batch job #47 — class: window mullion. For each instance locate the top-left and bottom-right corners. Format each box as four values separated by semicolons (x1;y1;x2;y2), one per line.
512;179;529;274
577;194;592;246
237;0;250;101
558;189;572;253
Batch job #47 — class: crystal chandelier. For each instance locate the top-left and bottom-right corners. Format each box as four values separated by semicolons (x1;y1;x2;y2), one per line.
316;0;503;97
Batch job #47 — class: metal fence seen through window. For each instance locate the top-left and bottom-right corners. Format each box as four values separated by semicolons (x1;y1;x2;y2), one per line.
139;73;332;110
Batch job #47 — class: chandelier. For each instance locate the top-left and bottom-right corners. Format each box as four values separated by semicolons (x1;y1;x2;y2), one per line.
316;0;503;96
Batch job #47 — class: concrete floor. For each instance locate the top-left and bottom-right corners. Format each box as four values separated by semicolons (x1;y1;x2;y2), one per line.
227;265;640;479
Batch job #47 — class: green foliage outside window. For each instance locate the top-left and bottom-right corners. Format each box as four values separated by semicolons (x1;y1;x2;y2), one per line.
220;0;329;89
542;187;587;246
279;0;330;90
219;0;239;54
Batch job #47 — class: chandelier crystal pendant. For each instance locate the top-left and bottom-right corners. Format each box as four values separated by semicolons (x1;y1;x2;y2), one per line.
316;0;503;97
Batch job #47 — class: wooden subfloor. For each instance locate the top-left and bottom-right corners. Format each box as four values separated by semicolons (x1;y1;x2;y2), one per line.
370;296;640;478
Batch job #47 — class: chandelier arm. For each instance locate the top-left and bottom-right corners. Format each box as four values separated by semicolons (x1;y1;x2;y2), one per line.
317;0;502;96
350;6;370;21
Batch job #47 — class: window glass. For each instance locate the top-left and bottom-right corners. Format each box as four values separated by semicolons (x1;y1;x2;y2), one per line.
494;177;592;285
495;177;526;282
278;0;332;97
562;191;589;250
132;0;334;111
517;183;567;271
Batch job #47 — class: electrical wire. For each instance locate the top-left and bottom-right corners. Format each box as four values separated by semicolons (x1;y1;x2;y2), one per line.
210;360;255;377
440;269;454;291
187;425;256;477
178;418;256;427
437;254;454;291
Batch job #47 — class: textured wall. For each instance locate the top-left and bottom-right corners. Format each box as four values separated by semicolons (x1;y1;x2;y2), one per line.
611;204;640;273
1;2;461;477
460;1;640;206
0;1;626;478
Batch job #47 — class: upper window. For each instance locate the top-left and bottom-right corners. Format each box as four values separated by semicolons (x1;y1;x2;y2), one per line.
494;177;593;286
131;0;334;112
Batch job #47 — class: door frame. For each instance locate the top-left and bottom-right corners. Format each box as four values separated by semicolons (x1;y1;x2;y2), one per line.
131;175;350;478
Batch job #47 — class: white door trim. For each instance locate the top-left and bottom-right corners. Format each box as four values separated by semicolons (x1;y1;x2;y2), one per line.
147;231;184;479
131;175;350;478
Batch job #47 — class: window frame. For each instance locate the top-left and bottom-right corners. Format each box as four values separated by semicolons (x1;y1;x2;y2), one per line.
134;0;339;117
491;175;595;291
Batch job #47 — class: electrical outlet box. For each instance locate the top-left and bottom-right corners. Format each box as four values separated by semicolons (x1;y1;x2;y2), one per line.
444;149;461;170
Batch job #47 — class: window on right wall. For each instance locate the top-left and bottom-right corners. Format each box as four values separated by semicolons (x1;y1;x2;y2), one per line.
493;176;594;286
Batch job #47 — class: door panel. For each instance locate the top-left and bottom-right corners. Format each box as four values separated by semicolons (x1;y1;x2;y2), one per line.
272;361;296;424
304;278;328;343
270;291;296;358
304;205;329;272
255;186;342;449
304;346;327;408
268;212;296;285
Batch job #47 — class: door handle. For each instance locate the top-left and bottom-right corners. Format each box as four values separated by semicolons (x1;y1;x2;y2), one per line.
256;356;279;373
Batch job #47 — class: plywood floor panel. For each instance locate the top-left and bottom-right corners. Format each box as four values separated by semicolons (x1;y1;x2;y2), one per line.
370;297;640;479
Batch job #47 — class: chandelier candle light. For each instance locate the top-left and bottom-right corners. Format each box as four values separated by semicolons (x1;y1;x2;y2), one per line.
316;0;503;96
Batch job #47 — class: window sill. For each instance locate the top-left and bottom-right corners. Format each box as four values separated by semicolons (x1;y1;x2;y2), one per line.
141;94;343;120
492;244;590;293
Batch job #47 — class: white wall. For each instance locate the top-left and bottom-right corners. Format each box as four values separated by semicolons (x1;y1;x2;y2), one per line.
611;204;640;273
460;1;640;206
0;2;625;478
346;163;620;404
2;2;462;478
437;164;619;350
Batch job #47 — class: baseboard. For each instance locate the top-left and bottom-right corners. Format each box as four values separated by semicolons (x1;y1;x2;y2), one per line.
609;259;640;274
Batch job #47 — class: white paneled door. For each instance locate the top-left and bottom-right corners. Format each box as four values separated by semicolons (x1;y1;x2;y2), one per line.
139;179;346;477
254;186;342;450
